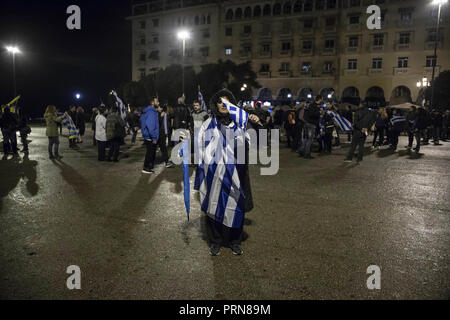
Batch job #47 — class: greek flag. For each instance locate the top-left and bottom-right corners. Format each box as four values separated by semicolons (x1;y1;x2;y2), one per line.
194;116;247;228
58;113;79;140
221;98;249;133
110;90;129;128
327;111;352;132
198;90;207;112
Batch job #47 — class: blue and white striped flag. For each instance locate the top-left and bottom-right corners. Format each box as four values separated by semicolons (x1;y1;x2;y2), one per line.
221;98;249;133
198;90;207;112
327;111;352;132
110;90;129;128
194;117;247;228
58;113;79;140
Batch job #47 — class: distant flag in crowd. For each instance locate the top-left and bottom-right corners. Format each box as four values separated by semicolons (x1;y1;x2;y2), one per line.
110;90;129;128
58;112;80;140
327;111;352;132
179;138;190;220
198;89;208;112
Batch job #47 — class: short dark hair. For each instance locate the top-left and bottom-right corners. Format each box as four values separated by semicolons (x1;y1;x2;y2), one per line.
315;95;323;102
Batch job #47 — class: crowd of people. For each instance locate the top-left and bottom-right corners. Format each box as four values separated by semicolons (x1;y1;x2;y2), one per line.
270;96;450;162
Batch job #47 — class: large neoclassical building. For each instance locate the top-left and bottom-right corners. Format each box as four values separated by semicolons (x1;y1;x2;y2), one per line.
129;0;450;106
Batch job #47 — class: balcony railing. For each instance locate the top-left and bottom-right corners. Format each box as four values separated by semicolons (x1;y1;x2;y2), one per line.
258;71;271;77
279;70;292;77
395;43;411;51
393;67;410;75
344;69;358;76
322;47;336;55
368;68;383;75
299;48;313;56
280;49;293;57
347;23;361;31
259;32;272;39
371;45;384;52
346;46;359;53
324;25;337;32
258;51;272;58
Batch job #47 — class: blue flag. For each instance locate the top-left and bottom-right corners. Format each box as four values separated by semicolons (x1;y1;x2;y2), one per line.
179;139;190;220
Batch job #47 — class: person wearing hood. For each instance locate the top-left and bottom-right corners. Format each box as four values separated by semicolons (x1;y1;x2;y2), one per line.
141;97;160;174
194;89;261;256
105;106;126;162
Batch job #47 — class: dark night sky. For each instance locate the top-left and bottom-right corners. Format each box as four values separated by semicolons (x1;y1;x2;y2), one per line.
0;0;131;117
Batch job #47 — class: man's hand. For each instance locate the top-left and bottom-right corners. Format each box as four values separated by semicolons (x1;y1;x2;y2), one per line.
152;140;157;145
249;114;260;123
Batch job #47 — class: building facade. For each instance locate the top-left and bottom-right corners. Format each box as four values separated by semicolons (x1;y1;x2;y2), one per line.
129;0;450;106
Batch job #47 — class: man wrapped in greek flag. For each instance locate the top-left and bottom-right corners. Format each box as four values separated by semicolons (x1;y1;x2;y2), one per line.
194;89;258;256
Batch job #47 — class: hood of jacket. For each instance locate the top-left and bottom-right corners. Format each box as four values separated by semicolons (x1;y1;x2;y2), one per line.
143;105;158;115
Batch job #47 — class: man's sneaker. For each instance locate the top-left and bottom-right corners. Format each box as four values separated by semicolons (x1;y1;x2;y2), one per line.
344;159;352;163
231;244;243;256
165;161;175;168
210;244;221;256
142;168;154;174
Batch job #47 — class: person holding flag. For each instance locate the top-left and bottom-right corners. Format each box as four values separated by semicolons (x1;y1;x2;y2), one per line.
194;89;260;256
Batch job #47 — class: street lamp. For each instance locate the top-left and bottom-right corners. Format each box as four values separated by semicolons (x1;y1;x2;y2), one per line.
430;0;448;108
177;30;190;97
75;93;82;100
6;46;21;97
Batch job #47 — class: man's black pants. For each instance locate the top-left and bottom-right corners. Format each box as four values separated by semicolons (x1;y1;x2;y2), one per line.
206;216;242;246
107;137;121;161
97;140;106;161
346;130;366;161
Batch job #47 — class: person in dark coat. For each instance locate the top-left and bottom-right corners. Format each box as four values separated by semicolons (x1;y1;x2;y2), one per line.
91;107;99;146
0;107;19;156
75;107;86;143
414;107;429;153
126;107;141;145
430;109;443;145
195;88;260;256
345;103;377;162
406;105;419;151
172;97;192;131
372;108;388;148
105;106;125;162
301;96;321;159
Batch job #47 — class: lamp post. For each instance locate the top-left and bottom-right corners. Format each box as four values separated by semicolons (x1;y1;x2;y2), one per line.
6;46;20;97
177;30;190;98
430;0;448;108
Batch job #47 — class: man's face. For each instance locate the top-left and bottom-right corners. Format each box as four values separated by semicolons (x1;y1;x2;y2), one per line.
153;99;159;107
193;103;200;111
71;106;75;112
